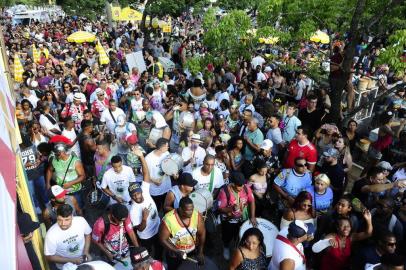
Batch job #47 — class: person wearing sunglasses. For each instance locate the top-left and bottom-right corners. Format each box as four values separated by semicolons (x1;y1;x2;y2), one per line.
371;198;404;242
354;231;397;269
273;157;312;210
280;191;316;230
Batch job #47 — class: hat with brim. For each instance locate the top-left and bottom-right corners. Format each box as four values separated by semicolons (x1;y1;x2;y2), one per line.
190;133;203;143
178;173;198;187
73;92;82;100
130;246;152;265
323;147;339;158
377;161;393;171
128;182;143;195
260;139;273;151
288;220;315;238
48;185;68;199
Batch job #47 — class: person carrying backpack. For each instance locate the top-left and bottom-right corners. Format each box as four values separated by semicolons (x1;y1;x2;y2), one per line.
216;171;257;260
91;203;139;263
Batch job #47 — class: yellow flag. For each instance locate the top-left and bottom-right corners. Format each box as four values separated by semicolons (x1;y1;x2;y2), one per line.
14;54;24;83
96;40;110;65
32;44;40;63
111;6;121;21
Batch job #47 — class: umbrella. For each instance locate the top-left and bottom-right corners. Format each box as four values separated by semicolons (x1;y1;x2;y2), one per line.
14;53;24;83
32;44;40;63
95;40;110;65
310;30;330;44
67;31;96;43
119;7;142;21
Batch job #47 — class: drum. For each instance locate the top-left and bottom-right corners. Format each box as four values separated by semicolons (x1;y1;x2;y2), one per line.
87;187;110;210
179;111;195;129
239;218;279;257
161;153;184;176
189;189;213;213
148;127;163;145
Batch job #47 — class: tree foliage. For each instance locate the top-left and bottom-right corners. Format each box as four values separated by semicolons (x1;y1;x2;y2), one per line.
377;29;406;77
203;10;252;64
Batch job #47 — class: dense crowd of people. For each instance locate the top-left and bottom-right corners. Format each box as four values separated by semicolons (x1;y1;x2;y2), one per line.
6;11;406;270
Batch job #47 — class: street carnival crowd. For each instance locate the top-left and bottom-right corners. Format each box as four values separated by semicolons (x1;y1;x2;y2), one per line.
4;10;406;270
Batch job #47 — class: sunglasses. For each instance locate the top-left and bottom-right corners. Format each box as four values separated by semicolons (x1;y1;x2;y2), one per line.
295;163;306;167
386;242;396;247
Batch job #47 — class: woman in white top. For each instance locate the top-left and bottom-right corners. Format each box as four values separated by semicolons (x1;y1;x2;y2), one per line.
39;102;61;137
280;191;316;230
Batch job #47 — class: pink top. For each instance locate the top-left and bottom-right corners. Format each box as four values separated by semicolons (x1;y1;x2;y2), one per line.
217;184;254;219
92;216;133;255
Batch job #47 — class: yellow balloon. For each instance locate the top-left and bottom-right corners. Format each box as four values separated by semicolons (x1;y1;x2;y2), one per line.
152;18;159;28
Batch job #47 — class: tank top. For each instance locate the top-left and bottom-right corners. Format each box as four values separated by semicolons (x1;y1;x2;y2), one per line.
78;134;96;166
237;247;267;270
169;185;183;209
233;152;243;167
251;181;267;195
163;209;198;253
51;154;81;194
320;235;351;270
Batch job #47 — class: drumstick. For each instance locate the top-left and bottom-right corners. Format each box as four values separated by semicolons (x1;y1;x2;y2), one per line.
186;257;199;264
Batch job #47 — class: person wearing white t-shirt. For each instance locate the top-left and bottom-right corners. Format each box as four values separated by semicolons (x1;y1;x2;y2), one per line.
145;138;172;211
192;155;224;198
251;55;265;69
101;155;136;207
62;261;115;270
39;103;61;137
114;115;137;163
44;204;92;270
100;99;126;133
268;220;314;270
129;148;162;259
182;134;207;173
62;117;81;158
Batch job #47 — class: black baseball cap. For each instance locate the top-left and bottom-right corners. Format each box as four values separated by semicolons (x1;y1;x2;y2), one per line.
130;246;152;265
128;182;142;195
178;173;198;187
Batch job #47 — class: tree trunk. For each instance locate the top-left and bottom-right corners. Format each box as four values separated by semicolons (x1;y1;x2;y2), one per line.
141;0;153;47
329;0;366;125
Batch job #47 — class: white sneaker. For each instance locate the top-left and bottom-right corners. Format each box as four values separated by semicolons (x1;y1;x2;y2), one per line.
223;247;230;260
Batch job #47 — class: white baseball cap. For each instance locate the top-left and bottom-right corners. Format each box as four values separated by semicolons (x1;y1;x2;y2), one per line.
260;139;273;151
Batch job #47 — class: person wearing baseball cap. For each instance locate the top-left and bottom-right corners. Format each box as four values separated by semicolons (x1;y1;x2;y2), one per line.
129;246;165;270
126;134;147;180
164;173;197;213
321;147;346;203
43;185;82;228
128;148;162;259
217;171;256;259
269;220;314;270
